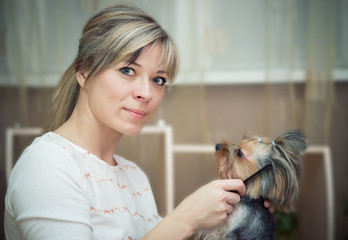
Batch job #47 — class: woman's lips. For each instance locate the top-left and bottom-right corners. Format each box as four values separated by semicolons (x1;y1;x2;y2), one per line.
124;108;147;119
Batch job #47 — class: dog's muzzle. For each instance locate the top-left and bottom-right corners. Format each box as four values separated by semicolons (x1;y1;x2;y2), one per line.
215;143;222;151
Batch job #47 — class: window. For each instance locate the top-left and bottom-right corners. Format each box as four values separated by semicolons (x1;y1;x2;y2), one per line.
1;0;347;86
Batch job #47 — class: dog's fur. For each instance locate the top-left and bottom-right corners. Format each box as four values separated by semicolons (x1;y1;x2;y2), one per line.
195;130;308;240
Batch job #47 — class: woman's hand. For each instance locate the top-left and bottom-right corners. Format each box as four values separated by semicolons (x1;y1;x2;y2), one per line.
143;179;245;240
264;199;274;213
173;179;246;232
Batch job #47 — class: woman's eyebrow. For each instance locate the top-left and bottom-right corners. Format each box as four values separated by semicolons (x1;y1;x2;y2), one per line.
130;61;167;75
128;61;141;67
157;70;167;74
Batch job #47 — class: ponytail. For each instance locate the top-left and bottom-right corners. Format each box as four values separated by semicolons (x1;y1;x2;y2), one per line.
42;64;79;133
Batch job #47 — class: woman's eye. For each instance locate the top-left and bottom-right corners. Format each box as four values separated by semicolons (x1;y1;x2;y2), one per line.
237;149;245;158
153;77;167;87
120;67;135;76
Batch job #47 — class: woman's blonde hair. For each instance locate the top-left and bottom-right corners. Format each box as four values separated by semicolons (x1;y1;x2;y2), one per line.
43;3;179;132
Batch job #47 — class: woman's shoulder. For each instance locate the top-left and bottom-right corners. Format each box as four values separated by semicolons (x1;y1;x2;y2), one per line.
9;132;84;185
17;132;76;164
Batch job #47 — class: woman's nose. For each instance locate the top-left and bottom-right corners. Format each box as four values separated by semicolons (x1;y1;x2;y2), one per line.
133;77;152;102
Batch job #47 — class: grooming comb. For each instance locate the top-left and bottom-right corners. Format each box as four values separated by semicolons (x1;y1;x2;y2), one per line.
230;164;273;195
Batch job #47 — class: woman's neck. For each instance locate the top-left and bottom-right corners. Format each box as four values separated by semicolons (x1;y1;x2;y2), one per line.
54;110;122;166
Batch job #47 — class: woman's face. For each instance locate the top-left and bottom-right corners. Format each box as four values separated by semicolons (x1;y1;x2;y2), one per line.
80;43;168;136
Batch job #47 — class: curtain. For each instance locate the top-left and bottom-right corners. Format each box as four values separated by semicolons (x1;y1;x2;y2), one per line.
304;0;336;144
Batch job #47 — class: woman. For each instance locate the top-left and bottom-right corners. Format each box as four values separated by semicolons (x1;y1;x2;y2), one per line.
5;3;246;240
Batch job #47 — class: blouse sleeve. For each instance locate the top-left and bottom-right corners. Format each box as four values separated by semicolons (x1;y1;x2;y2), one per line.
5;140;93;240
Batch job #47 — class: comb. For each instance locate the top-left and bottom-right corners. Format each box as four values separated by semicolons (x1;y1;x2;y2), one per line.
230;163;272;194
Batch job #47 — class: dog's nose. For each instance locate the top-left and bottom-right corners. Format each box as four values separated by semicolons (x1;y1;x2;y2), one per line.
215;143;222;151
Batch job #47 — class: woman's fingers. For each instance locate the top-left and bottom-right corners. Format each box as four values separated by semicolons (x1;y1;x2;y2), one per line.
225;191;241;205
217;179;246;197
264;200;274;213
225;202;234;214
173;179;245;232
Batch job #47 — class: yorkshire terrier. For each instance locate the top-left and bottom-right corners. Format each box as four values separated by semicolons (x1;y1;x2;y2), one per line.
195;130;308;240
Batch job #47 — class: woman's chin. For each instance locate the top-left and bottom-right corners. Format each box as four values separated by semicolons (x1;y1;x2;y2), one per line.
119;123;146;136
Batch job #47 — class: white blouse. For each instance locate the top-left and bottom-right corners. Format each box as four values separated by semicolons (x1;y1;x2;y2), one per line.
5;132;161;240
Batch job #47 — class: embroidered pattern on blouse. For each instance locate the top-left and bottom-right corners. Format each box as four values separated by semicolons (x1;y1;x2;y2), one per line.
90;205;160;224
82;172;150;195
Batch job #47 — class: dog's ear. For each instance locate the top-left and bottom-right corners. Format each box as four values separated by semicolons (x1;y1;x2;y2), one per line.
274;130;308;178
275;130;308;157
271;130;308;210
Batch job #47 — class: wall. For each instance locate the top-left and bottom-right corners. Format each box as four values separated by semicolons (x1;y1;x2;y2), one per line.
1;82;347;239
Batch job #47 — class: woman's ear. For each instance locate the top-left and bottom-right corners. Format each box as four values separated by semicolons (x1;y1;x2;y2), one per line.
76;70;89;88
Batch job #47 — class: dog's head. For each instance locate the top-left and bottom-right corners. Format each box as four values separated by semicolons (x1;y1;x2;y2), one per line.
216;130;307;211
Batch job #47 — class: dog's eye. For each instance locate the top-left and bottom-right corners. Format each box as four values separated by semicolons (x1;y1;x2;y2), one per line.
237;149;245;158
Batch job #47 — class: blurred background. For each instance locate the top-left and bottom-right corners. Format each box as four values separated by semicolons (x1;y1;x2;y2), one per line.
0;0;347;239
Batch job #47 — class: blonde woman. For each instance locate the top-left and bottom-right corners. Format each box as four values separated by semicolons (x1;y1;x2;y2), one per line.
4;3;246;240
